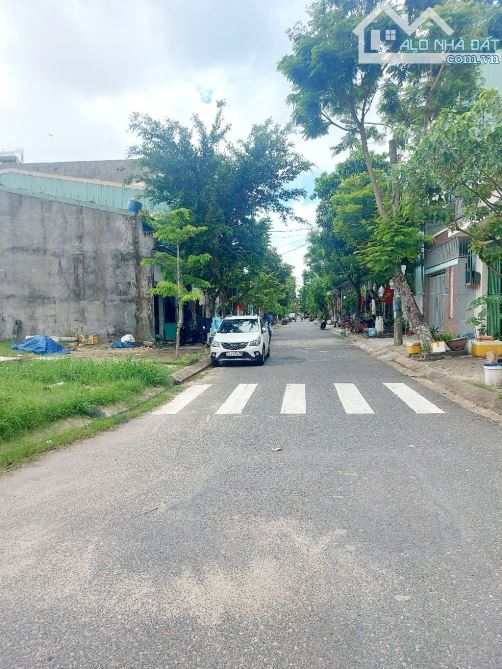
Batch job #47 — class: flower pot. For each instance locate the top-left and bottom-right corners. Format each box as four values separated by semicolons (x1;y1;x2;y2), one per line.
476;336;493;341
446;337;468;351
431;341;446;353
471;340;502;357
483;363;502;388
406;342;422;355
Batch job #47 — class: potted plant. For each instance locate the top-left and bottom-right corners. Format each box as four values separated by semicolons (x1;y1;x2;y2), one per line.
467;297;494;341
446;333;469;351
429;327;447;353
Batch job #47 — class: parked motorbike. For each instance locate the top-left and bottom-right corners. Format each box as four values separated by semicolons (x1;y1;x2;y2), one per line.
190;324;208;344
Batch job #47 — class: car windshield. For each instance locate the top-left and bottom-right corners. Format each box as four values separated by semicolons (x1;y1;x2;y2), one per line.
218;319;260;334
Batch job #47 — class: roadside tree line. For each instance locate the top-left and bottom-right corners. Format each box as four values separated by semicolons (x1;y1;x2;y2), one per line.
279;0;502;348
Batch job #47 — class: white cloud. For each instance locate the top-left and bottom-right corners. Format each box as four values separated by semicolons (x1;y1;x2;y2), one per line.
0;0;344;278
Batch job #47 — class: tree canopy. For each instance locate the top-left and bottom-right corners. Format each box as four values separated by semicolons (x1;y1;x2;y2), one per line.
129;103;310;311
409;89;502;267
279;0;500;345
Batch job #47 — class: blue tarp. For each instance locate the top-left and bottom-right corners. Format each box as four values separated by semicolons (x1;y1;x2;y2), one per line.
110;341;136;348
11;336;70;355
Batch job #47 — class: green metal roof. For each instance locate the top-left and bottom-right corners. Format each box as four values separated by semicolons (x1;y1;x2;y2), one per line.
0;169;168;215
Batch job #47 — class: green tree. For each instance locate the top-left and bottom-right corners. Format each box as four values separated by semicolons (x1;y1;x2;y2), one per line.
307;152;389;324
129;103;311;310
300;271;331;318
278;1;385;215
410;89;502;267
247;271;286;315
279;0;496;346
144;209;209;357
379;0;492;132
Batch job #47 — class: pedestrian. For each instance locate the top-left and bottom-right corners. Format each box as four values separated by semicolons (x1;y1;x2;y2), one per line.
263;313;273;340
209;312;222;344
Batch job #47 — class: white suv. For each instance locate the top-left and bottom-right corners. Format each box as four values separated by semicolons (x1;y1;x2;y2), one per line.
210;316;271;367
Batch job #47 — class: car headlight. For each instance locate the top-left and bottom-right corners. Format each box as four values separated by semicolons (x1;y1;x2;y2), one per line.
248;337;261;346
212;340;221;348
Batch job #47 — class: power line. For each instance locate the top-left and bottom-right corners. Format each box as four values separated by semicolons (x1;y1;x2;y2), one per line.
269;228;312;233
277;241;309;255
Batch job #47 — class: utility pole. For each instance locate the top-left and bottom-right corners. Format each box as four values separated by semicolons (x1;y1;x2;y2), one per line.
389;138;403;346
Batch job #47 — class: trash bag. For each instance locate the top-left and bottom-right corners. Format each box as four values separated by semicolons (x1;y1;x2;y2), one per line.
121;334;135;343
11;336;70;355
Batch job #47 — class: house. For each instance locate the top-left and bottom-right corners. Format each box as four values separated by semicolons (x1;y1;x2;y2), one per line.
415;223;501;339
0;158;195;343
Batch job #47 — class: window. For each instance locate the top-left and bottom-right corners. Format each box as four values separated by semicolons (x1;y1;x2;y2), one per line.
218;319;260;334
466;250;481;286
385;29;396;40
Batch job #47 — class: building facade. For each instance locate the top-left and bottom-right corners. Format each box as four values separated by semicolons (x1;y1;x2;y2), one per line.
0;160;156;341
416;227;500;338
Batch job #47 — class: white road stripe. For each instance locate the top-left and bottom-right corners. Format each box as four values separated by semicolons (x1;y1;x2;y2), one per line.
216;384;257;415
335;383;374;415
281;384;306;414
152;384;211;415
384;383;444;414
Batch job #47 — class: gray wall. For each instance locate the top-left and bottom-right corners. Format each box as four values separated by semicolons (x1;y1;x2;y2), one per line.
0;190;154;341
15;159;142;184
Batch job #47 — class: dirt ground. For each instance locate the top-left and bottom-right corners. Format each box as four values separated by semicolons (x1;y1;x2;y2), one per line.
71;343;207;363
422;353;485;385
350;333;487;385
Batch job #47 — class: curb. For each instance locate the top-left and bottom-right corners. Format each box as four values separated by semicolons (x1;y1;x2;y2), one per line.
98;357;211;418
170;357;211;385
350;337;502;416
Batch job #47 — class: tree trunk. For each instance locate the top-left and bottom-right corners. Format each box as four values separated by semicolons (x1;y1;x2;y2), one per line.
176;243;181;359
357;125;431;347
359;122;387;220
353;284;361;332
392;271;432;350
389;140;402;345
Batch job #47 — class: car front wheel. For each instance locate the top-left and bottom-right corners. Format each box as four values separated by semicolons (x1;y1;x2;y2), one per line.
256;348;265;366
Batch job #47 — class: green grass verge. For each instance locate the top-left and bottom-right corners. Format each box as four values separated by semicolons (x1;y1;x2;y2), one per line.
0;341;22;357
0;387;179;471
0;357;174;441
0;353;207;470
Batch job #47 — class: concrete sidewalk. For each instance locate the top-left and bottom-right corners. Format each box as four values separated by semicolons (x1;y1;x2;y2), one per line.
346;333;502;420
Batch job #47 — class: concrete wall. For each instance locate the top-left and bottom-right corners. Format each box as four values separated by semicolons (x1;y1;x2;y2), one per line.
16;159;142;184
0;190;154;341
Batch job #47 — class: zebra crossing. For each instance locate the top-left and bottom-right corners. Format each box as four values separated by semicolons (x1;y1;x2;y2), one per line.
152;382;445;416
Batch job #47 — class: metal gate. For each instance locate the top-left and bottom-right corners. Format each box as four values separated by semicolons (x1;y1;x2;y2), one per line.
428;272;445;331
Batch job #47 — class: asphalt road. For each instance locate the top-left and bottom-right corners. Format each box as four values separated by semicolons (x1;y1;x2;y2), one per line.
1;321;501;669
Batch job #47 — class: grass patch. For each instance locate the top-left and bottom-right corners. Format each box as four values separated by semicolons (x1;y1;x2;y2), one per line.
0;387;179;471
468;381;502;400
0;352;208;471
470;381;495;392
0;350;208;470
0;341;22;357
0;357;175;442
